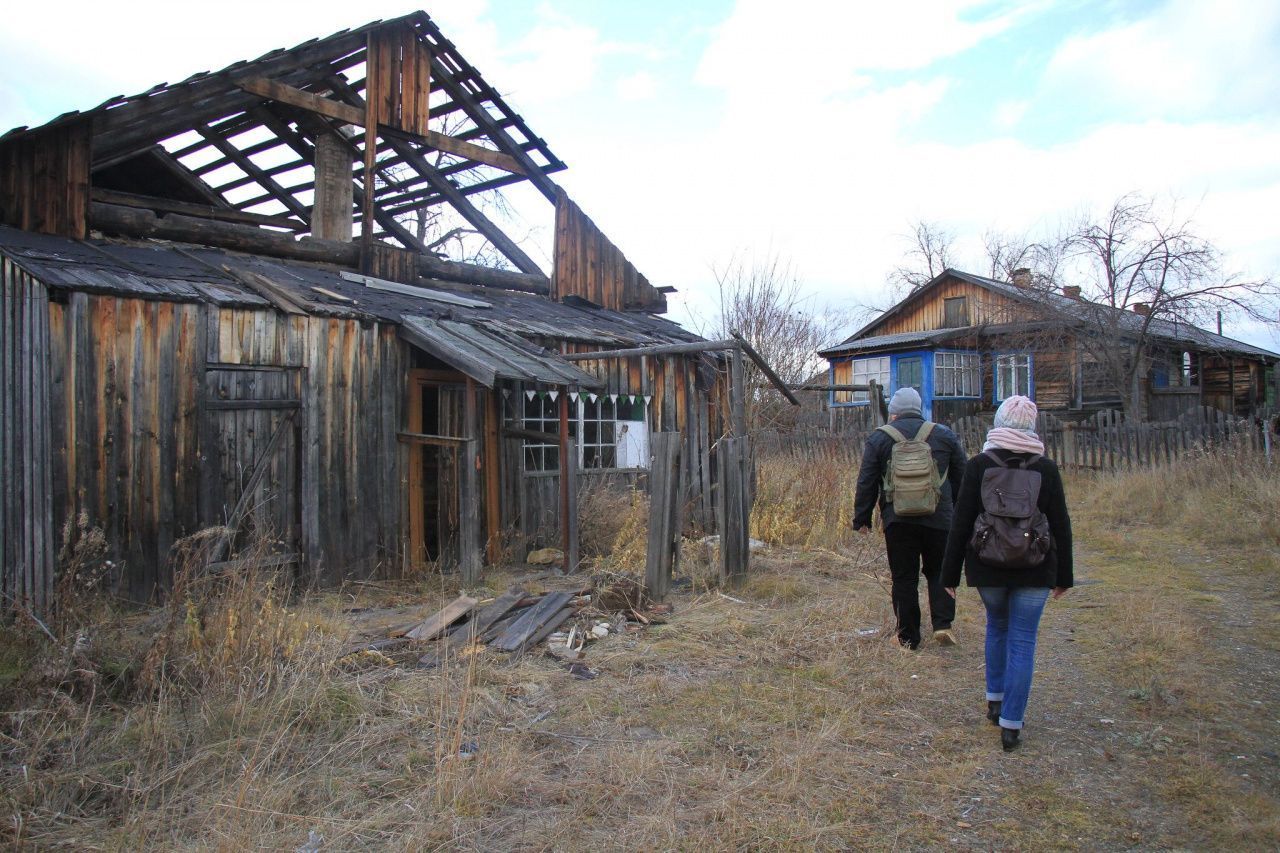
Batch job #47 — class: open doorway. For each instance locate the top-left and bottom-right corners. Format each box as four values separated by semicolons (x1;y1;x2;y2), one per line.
406;370;466;569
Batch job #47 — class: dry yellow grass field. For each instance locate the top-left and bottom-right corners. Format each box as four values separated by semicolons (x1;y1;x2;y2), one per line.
2;445;1278;850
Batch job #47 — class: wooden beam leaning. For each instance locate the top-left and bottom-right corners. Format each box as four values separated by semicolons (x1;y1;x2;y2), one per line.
730;331;801;406
460;378;483;584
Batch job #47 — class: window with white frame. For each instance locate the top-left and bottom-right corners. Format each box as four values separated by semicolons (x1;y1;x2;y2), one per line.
523;393;566;471
849;356;890;402
520;394;649;472
995;354;1032;400
934;351;981;397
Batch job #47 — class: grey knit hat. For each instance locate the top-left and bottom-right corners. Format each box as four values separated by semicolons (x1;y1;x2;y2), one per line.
888;387;922;417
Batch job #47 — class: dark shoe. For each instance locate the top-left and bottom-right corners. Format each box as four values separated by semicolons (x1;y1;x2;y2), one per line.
987;701;1002;726
1001;727;1020;752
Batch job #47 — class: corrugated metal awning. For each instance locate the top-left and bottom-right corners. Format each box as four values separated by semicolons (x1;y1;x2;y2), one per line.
399;315;604;388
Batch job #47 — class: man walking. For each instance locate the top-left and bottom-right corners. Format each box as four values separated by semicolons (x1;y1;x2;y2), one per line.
853;387;966;649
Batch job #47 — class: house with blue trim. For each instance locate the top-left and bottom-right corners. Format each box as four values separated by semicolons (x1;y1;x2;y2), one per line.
820;269;1278;426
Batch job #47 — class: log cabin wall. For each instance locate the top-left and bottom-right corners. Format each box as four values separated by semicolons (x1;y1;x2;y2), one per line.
44;294;408;599
1;258;56;614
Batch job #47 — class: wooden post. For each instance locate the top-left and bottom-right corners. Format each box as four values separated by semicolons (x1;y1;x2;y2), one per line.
1063;422;1077;469
717;434;751;586
644;432;683;602
459;378;482;585
730;347;747;436
312;133;353;241
558;390;579;572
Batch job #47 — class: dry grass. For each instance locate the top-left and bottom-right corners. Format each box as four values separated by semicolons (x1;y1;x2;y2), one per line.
3;448;1279;849
752;447;860;549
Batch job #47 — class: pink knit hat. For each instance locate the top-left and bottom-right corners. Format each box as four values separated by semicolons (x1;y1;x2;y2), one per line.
994;395;1038;432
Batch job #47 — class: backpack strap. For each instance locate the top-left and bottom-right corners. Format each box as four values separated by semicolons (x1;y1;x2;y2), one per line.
877;424;907;443
916;421;936;443
984;449;1042;469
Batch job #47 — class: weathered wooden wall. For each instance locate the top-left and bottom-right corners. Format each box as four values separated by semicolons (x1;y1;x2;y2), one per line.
1;258;55;613
48;293;203;600
0;121;90;239
43;297;408;599
872;278;1028;336
552;190;666;312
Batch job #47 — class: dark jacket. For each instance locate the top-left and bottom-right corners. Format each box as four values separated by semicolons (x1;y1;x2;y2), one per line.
853;415;967;532
942;448;1074;589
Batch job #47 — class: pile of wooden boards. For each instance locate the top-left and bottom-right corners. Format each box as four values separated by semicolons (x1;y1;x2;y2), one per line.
376;584;588;666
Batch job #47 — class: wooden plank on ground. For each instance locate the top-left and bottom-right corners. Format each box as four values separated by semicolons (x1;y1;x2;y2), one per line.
404;594;478;640
515;606;574;655
492;591;573;652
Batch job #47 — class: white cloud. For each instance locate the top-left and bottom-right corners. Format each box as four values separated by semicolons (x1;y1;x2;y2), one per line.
1044;0;1280;118
616;71;658;102
994;99;1029;130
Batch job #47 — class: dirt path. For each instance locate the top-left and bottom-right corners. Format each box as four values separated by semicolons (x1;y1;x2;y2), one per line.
932;540;1280;849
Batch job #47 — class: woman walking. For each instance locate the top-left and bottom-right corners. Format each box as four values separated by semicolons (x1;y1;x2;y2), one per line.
942;396;1073;752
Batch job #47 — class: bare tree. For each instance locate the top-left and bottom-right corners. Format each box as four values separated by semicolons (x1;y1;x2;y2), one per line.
982;229;1066;287
889;220;956;297
699;251;848;431
1038;193;1277;416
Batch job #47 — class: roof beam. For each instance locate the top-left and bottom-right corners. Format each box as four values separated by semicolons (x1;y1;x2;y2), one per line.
325;75;544;275
196;123;311;224
239;77;527;177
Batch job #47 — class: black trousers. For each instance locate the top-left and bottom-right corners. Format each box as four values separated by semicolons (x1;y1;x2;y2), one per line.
883;522;955;649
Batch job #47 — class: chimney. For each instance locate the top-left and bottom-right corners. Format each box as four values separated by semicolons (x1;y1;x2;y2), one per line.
1131;302;1150;316
1063;285;1082;300
1011;267;1032;287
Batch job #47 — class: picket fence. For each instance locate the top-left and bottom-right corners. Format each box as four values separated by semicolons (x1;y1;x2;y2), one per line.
755;406;1277;472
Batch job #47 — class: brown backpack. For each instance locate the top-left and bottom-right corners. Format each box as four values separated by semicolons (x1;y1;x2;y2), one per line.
969;451;1052;569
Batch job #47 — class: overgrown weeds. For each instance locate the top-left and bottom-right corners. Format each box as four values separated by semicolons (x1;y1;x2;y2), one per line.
752;447;859;548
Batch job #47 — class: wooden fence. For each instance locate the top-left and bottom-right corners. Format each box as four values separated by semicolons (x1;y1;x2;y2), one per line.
755;406;1276;472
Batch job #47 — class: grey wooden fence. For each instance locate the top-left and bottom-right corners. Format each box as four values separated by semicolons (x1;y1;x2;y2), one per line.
755;406;1276;472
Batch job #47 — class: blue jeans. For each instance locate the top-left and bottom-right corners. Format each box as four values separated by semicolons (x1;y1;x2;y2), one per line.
977;586;1050;730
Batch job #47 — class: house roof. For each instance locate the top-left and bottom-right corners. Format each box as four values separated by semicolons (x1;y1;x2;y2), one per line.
828;268;1279;362
399;316;603;388
0;226;702;378
0;11;566;253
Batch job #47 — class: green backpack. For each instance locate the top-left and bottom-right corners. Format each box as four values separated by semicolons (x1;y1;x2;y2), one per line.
878;422;946;517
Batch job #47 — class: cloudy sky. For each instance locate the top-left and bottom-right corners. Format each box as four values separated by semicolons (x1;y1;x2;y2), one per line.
2;0;1277;347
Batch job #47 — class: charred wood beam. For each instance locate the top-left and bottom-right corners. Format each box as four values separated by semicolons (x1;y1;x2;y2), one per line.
89;201;550;293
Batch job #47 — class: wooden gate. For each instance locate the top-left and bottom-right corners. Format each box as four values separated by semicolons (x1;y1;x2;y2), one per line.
203;365;303;561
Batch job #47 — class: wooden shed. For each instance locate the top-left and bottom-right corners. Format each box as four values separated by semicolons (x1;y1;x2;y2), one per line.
0;12;745;612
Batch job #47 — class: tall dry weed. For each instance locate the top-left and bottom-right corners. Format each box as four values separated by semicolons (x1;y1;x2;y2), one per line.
752;447;860;549
1075;442;1280;547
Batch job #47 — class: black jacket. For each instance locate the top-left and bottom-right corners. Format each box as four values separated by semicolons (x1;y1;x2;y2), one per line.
853;416;967;532
942;449;1074;589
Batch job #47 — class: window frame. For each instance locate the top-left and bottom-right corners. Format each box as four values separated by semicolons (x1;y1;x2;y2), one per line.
833;355;891;406
519;393;651;472
933;349;981;399
993;352;1034;402
943;296;970;328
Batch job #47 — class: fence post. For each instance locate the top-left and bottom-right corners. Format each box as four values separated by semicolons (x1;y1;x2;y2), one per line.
718;434;752;586
644;432;683;602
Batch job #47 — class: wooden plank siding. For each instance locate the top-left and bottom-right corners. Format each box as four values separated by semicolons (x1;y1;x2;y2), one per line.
552;190;666;312
1;258;56;614
871;279;1029;336
0;120;91;239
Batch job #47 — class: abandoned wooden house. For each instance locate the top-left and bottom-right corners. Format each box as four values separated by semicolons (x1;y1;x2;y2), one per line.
820;268;1279;427
0;12;769;613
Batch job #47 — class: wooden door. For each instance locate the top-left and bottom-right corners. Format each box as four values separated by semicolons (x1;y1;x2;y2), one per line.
406;370;467;570
203;366;303;560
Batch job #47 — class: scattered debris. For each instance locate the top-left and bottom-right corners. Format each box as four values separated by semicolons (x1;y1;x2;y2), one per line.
565;661;597;680
404;595;478;640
